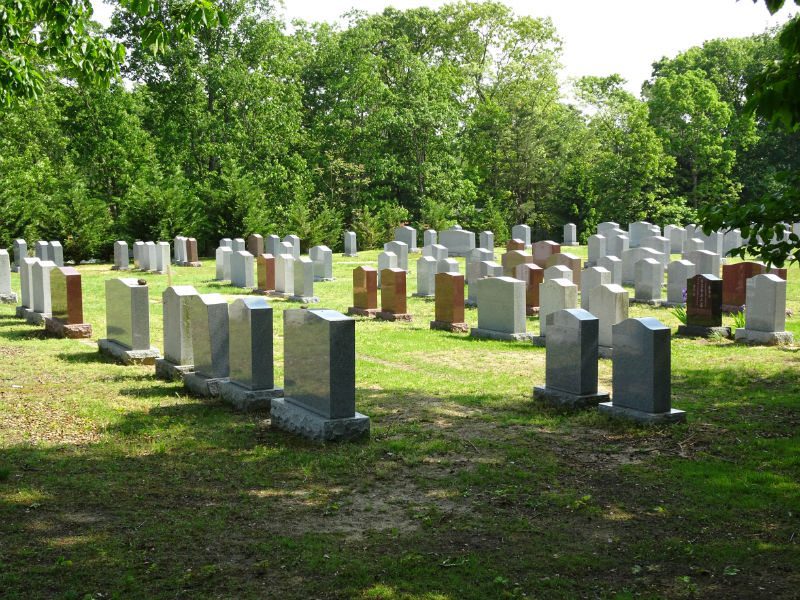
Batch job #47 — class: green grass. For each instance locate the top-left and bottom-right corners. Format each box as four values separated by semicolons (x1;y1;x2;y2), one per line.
0;248;799;599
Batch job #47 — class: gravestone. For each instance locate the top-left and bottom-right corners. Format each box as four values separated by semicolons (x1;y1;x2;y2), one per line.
113;241;130;270
343;231;358;257
423;229;437;247
283;235;301;259
174;236;187;265
535;278;578;343
232;238;246;252
515;263;544;315
155;241;170;274
599;318;685;423
230;250;255;288
696;229;723;257
664;225;686;254
132;241;144;269
28;260;56;324
589;283;628;356
0;250;17;304
723;229;743;257
35;241;49;260
44;267;91;338
621;247;663;284
384;240;409;271
12;239;26;272
605;231;629;260
532;241;560;267
267;234;282;258
271;309;369;442
544;265;572;282
185;238;202;267
377;251;398;287
247;234;265;257
682;237;705;254
50;241;64;267
155;286;198;381
414;255;437;297
580;266;610;312
437;257;459;274
347;266;379;317
586;234;606;267
470;276;532;341
274;253;295;297
721;261;766;312
511;224;531;248
439;227;476;256
545;253;582;285
256;254;276;294
218;297;284;410
279;241;294;258
684;249;720;278
677;274;728;338
394;225;418;253
479;231;494;254
534;309;609;408
665;259;696;306
597;255;622;286
98;278;161;365
735;274;793;345
466;248;493;285
215;246;233;281
563;223;578;246
309;245;334;281
16;257;39;317
466;260;502;306
632;258;664;305
290;256;319;303
422;244;448;262
377;268;411;321
685;224;697;239
628;221;652;248
502;249;532;277
430;272;468;332
219;238;233;249
144;241;157;272
597;222;619;236
184;294;230;397
641;236;670;267
506;239;525;253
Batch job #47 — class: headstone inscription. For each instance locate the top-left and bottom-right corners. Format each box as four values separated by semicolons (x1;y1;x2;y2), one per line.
533;308;609;408
270;309;369;442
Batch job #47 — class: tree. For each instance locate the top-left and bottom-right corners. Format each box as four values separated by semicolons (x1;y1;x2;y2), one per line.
699;0;800;266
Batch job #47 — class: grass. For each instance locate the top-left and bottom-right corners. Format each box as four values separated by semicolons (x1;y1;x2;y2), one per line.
0;247;799;599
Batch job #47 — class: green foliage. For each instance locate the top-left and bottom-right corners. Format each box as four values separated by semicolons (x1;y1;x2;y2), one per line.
283;197;344;252
671;305;688;325
732;311;747;329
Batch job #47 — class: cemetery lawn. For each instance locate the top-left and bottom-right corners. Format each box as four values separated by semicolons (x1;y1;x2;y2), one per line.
1;249;799;600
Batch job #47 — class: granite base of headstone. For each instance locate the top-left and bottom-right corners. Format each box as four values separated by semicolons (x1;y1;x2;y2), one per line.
0;292;18;304
183;371;226;398
99;338;161;365
155;359;194;382
734;329;794;345
218;380;284;411
44;318;92;339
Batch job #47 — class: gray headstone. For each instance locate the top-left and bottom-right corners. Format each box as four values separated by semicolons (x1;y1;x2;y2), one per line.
684;249;720;278
475;276;527;335
283;235;301;259
723;229;743;256
544;265;572;283
12;239;27;271
597;222;619;236
105;278;152;350
667;260;695;305
422;244;448;262
634;258;663;302
275;254;295;295
384;241;409;271
696;229;723;256
511;224;531;248
466;248;493;284
34;241;48;260
114;241;130;270
627;221;652;248
229;297;275;390
155;241;170;274
467;260;503;304
188;293;229;379
683;237;705;254
283;308;356;419
309;245;333;280
563;223;578;246
232;238;246;252
538;278;578;337
606;232;629;259
267;234;282;257
589;283;628;348
219;238;233;248
744;274;787;333
608;317;675;416
162;286;198;366
587;234;606;266
133;241;145;269
622;247;663;284
580;266;610;311
144;241;157;272
439;228;476;257
230;251;255;288
293;256;315;298
544;309;600;396
423;229;437;247
437;258;459;274
343;231;358;257
664;225;686;254
597;255;622;286
479;231;494;252
32;260;56;315
394;226;417;253
0;250;13;297
19;257;39;308
215;246;233;281
377;251;398;287
641;236;670;266
416;256;437;297
49;241;64;267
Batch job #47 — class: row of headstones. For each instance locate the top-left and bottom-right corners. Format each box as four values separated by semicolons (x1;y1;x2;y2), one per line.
114;237;203;271
97;279;369;442
10;240;64;272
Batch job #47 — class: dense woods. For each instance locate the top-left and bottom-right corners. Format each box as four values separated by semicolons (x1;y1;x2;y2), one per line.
1;1;798;260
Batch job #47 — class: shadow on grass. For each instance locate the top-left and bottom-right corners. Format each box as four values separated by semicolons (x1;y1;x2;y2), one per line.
56;350;115;365
0;326;48;341
118;383;184;399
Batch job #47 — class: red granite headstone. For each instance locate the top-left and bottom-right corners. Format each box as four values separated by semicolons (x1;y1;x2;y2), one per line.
515;263;544;314
722;261;765;310
431;272;467;332
45;267;91;338
185;238;201;266
506;238;526;252
377;268;411;321
257;253;275;293
348;266;378;316
532;240;561;268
